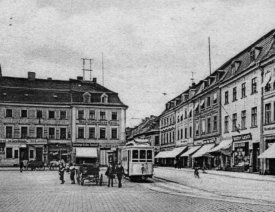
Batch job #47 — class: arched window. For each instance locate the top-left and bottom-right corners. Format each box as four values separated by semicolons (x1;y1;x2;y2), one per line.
101;93;108;103
83;92;91;103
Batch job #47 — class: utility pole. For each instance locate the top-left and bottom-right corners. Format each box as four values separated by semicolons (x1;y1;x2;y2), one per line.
81;58;93;80
102;53;104;86
208;37;212;75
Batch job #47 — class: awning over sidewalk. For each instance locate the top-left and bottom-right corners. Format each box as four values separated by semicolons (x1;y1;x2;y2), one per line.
208;139;232;154
76;148;98;158
192;143;215;158
155;151;169;159
258;143;275;159
181;146;201;157
155;147;187;159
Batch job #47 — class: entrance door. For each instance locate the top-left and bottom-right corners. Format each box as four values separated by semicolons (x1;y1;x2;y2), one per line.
252;143;260;172
19;148;28;161
36;148;43;161
269;159;275;174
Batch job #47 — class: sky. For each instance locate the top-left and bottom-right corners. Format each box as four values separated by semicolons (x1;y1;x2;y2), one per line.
0;0;275;127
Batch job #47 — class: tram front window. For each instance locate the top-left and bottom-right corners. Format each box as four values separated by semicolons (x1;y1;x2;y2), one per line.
147;150;152;162
140;150;146;162
132;150;139;162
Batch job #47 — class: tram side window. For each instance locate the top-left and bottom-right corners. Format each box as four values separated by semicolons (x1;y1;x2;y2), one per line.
132;150;139;162
147;150;152;162
140;150;146;162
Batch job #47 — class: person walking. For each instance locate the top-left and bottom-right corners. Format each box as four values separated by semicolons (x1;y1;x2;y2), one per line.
69;163;76;184
105;164;115;187
58;160;66;184
115;162;124;188
20;161;24;173
194;166;200;178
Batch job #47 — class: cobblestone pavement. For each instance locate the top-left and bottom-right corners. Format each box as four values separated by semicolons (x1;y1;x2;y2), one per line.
0;170;274;212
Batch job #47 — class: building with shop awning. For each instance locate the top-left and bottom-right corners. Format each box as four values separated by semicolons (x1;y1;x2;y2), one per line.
258;143;275;159
192;143;215;158
155;146;187;159
181;146;201;157
208;139;232;154
75;148;98;164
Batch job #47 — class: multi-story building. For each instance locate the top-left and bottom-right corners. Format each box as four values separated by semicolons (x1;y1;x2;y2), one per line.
0;71;127;166
220;30;275;172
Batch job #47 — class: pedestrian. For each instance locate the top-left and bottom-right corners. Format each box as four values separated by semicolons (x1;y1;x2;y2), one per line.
115;162;124;188
69;163;76;184
194;166;200;178
105;164;115;187
58;159;66;184
20;161;24;173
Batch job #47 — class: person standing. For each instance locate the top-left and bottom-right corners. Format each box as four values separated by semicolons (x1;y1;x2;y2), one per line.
20;161;24;173
194;166;200;178
115;163;124;188
105;164;115;187
69;163;76;184
59;160;65;184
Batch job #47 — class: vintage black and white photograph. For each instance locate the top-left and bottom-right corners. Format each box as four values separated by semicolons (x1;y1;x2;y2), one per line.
0;0;275;211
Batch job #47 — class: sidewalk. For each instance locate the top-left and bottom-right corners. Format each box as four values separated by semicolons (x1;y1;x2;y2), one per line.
156;166;275;182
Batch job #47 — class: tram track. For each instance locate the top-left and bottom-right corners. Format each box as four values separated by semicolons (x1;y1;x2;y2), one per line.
142;176;275;207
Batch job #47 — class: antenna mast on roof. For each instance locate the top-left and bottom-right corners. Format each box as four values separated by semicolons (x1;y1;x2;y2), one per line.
102;52;104;86
81;58;93;80
208;37;212;74
191;71;195;84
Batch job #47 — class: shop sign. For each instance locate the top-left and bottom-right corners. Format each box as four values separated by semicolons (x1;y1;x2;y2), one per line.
232;133;252;142
203;137;216;144
72;143;99;147
0;139;27;143
263;124;275;135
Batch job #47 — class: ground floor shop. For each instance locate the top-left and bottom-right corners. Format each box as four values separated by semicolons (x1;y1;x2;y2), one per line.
192;143;215;169
155;146;187;167
259;135;275;175
47;143;71;163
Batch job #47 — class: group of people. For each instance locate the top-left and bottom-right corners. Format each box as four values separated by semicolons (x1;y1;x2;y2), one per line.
58;160;125;188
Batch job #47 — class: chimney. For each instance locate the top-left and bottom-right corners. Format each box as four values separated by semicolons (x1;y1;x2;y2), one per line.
92;78;97;83
77;76;83;81
28;72;36;80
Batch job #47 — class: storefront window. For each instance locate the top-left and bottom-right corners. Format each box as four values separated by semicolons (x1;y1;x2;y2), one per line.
30;150;34;159
6;148;12;158
233;142;249;168
14;150;18;158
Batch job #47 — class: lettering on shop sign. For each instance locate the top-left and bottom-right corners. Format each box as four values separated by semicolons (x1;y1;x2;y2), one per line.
263;124;275;134
72;143;99;147
232;133;252;142
0;139;27;143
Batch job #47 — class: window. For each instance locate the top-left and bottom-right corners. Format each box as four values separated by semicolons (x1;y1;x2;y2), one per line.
224;91;229;105
60;111;66;120
100;111;106;120
78;110;84;120
207;117;211;133
195;122;199;136
78;127;84;139
189;126;192;138
155;136;159;146
83;92;91;103
185;128;187;139
201;119;206;134
89;110;95;120
207;96;211;107
241;110;246;129
49;127;55;139
213;116;217;132
14;149;18;159
37;127;43;138
265;103;271;124
132;150;138;162
21;127;28;138
224;116;229;133
112;112;117;120
233;87;237;101
274;102;275;121
60;128;67;139
37;110;42;119
21;110;27;118
6;126;12;138
241;83;246;98
49;111;55;119
184;110;187;119
251;77;257;94
6;109;12;118
140;150;146;162
100;128;106;139
111;128;118;139
251;107;257;127
180;129;183;139
177;130;180;140
89;127;95;139
200;100;205;110
101;94;108;103
147;150;153;162
213;93;217;104
250;50;255;62
232;113;237;132
30;150;34;159
6;148;12;158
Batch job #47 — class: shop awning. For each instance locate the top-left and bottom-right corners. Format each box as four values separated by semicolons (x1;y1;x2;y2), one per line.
192;143;215;158
258;143;275;159
76;148;98;158
167;146;188;158
208;139;232;154
181;146;201;157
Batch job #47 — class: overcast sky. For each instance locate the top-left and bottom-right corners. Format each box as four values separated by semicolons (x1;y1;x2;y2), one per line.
0;0;275;127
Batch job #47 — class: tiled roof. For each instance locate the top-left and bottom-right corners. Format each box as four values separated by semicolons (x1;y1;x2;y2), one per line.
0;76;127;107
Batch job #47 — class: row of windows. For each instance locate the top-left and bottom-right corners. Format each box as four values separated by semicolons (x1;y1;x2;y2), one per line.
5;109;69;119
224;78;257;105
195;116;218;136
77;127;118;139
194;93;218;113
224;107;258;133
264;102;275;124
5;148;35;159
160;131;175;145
177;126;192;140
77;110;118;120
177;110;192;123
160;115;175;128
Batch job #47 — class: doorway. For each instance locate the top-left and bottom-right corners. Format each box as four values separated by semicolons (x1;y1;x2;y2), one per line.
36;147;43;161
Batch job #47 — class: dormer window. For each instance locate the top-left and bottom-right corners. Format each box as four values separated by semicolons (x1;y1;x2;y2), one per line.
250;47;261;62
231;61;241;75
101;93;108;103
83;92;91;103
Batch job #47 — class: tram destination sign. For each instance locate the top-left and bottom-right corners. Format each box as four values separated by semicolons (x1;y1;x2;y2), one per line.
72;143;99;147
232;133;252;142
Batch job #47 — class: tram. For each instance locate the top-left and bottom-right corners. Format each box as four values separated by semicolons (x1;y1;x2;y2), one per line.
120;139;154;180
